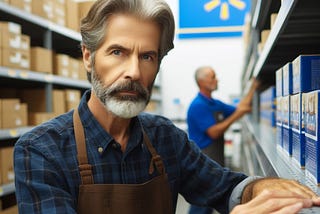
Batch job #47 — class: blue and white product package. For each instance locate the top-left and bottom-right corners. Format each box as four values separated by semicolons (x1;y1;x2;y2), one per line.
276;97;283;149
276;67;283;97
305;90;320;184
283;62;293;96
292;55;320;94
282;95;292;156
290;93;305;168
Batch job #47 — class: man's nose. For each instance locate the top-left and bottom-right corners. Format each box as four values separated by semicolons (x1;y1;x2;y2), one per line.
124;56;140;80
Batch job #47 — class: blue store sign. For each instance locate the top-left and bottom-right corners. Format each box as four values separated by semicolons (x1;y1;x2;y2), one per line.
179;0;251;38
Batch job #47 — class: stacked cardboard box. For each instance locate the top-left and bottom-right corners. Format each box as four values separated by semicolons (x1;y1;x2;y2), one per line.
0;99;28;129
0;21;30;70
0;146;14;185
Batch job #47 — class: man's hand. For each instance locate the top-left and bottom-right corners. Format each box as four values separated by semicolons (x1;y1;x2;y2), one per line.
231;178;320;214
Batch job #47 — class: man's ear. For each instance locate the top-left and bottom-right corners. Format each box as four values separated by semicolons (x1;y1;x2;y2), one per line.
82;45;92;72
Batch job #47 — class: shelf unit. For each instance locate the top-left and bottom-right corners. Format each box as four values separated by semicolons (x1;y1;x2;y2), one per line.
241;0;320;212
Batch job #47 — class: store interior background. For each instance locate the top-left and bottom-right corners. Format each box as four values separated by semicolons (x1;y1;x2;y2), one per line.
161;0;244;122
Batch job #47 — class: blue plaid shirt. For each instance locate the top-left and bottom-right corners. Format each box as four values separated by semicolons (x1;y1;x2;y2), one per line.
14;90;248;214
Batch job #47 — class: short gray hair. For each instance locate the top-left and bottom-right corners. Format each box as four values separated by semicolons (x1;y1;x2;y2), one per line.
80;0;175;81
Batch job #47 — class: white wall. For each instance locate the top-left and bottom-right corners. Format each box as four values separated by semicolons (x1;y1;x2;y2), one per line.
160;0;245;120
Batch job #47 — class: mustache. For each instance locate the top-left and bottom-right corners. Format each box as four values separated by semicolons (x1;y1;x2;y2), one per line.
107;81;149;100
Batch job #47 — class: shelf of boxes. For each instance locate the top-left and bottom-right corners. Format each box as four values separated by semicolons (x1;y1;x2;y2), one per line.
242;117;320;213
241;1;320;213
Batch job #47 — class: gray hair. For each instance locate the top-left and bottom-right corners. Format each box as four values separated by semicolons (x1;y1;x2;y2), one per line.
80;0;175;82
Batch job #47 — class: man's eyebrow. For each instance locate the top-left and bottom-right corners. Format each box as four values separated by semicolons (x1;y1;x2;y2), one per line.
105;44;128;52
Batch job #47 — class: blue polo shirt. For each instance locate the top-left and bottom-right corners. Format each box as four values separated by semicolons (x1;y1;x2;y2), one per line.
187;93;236;149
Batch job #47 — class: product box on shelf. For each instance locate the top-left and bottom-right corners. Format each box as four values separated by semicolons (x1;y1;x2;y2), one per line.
290;93;305;168
283;62;292;96
20;34;30;51
53;53;70;77
0;21;21;36
10;0;32;13
292;55;320;94
276;96;283;149
32;0;54;21
65;89;81;111
0;146;14;185
276;67;283;97
0;98;28;129
1;48;30;70
305;90;320;184
30;47;53;73
282;95;292;156
66;0;79;31
28;112;55;126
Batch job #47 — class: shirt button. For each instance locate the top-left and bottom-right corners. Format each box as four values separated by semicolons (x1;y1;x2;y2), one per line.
112;143;118;149
98;147;103;154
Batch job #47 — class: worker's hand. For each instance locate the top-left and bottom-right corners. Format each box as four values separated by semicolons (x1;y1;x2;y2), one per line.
230;178;320;214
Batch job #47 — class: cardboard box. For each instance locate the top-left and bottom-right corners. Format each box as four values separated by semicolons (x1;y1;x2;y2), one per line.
0;205;18;214
282;62;292;96
0;146;14;184
9;0;32;13
305;90;320;184
65;89;81;111
292;55;320;93
270;13;278;28
0;32;21;49
30;47;53;73
20;34;30;50
1;98;25;129
53;53;70;77
53;89;66;115
290;93;305;168
261;29;270;44
32;0;54;20
53;1;66;26
0;21;21;35
19;89;46;112
28;112;55;126
282;95;292;156
78;1;94;21
1;48;30;70
66;0;79;31
70;57;80;79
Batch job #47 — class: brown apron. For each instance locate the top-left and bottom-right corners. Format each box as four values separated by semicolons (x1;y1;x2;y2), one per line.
73;109;173;214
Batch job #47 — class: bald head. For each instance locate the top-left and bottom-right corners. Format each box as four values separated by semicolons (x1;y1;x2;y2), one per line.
195;66;216;86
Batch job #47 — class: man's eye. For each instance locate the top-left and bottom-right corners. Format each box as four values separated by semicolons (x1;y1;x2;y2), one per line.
112;50;121;55
142;54;152;61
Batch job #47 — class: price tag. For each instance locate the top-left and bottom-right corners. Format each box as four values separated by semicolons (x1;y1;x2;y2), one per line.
20;71;29;79
44;74;54;82
7;69;17;77
9;129;18;137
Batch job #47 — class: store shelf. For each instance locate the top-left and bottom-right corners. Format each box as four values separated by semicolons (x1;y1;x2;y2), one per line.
243;0;320;88
0;183;15;197
0;2;81;57
242;117;320;213
0;127;33;140
0;66;91;89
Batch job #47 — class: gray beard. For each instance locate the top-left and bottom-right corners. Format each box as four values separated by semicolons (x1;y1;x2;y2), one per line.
91;70;150;118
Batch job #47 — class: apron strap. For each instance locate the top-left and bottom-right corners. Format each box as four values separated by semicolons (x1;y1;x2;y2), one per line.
141;129;165;175
73;109;94;185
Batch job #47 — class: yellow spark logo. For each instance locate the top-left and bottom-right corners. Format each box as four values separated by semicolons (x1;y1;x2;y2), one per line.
204;0;246;20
